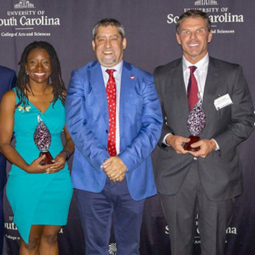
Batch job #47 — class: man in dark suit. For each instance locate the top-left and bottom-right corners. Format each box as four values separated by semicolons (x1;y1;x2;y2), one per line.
0;65;16;254
66;18;162;255
153;10;255;255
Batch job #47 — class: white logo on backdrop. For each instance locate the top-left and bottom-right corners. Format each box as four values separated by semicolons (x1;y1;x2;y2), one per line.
14;0;35;9
1;0;61;37
167;1;244;34
195;0;218;5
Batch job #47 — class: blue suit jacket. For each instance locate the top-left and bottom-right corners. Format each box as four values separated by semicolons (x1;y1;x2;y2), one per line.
66;61;162;201
0;66;16;190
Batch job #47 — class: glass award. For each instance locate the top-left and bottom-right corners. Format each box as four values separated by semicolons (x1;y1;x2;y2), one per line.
34;115;54;165
183;100;206;152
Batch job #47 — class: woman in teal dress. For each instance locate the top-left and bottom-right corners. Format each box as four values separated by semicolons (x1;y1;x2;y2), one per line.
0;41;74;255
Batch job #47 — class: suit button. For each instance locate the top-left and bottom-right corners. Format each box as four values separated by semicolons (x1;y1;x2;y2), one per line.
106;130;108;133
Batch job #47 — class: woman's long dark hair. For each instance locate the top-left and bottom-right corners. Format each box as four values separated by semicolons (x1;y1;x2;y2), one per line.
16;41;66;107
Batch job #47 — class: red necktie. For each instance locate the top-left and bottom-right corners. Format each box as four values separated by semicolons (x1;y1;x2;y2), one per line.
187;66;199;110
106;69;117;156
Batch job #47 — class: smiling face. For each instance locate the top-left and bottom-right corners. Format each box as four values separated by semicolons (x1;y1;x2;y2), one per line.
25;48;51;86
92;25;127;67
176;17;212;64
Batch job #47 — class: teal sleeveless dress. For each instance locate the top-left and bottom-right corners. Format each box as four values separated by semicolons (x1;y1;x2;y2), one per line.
6;88;73;244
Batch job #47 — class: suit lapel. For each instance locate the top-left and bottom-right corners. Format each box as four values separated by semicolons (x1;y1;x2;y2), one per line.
89;62;108;125
169;60;190;115
119;61;140;151
202;57;221;118
119;61;132;97
201;57;221;136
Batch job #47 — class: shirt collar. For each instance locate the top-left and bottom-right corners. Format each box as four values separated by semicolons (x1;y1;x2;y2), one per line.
101;61;123;78
182;53;209;72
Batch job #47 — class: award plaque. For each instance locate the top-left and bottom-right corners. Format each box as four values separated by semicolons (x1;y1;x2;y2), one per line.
183;100;206;152
34;115;54;165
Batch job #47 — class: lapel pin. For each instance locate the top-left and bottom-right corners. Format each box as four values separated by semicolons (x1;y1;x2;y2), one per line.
130;75;135;80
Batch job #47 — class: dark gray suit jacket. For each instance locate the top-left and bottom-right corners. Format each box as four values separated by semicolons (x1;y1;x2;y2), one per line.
153;57;255;201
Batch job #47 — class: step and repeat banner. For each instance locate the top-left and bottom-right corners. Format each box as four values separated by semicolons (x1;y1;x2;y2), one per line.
1;0;255;254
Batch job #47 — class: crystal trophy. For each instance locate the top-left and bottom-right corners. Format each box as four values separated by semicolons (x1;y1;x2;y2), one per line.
34;115;54;165
183;100;206;152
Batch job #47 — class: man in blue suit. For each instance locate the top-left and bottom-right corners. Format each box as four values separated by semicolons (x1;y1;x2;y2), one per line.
0;65;16;254
66;18;162;254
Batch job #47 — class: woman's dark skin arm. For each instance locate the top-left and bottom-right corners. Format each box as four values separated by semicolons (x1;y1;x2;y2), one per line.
0;90;49;173
47;125;74;174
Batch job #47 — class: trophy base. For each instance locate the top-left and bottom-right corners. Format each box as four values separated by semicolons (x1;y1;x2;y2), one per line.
39;151;54;165
183;135;200;152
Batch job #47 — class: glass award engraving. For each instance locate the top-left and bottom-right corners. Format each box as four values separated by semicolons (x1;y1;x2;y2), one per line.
183;100;206;152
34;115;54;165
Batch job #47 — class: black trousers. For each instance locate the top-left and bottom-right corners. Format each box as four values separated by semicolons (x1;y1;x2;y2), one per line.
160;161;234;255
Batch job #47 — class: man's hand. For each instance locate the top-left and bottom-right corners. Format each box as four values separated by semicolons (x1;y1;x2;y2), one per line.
166;135;190;154
188;139;216;158
102;156;127;182
115;173;125;183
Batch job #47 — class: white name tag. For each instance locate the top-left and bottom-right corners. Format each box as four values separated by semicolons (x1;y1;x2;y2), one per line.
214;93;233;110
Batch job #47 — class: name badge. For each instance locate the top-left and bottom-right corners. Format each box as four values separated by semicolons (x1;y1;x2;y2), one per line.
214;93;233;110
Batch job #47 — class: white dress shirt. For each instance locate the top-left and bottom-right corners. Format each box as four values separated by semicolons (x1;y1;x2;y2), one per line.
183;53;209;98
101;61;123;154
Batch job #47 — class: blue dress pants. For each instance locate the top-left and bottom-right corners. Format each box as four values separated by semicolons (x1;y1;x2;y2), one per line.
76;177;145;255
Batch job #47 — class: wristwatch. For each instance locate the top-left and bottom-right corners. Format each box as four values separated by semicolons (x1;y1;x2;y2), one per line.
60;149;72;161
